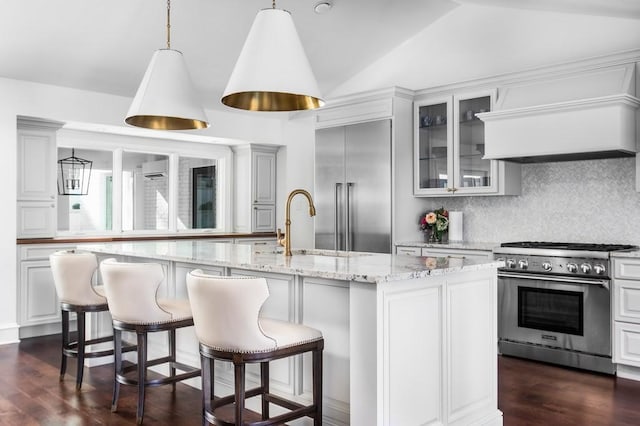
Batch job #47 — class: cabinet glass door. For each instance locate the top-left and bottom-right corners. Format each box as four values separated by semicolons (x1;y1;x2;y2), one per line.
415;99;453;193
454;92;496;193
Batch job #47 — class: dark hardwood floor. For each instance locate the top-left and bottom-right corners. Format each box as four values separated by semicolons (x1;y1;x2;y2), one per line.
2;334;640;425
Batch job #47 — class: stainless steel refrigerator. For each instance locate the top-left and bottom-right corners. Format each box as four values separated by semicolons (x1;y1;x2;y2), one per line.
314;119;391;253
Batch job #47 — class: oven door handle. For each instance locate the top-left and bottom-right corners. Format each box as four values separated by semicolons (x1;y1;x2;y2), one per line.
498;271;610;290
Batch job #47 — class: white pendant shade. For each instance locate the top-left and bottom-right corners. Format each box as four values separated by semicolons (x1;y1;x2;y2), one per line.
126;49;209;130
221;8;324;111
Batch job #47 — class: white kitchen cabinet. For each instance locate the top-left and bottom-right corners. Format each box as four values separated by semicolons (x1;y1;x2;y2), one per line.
17;243;77;338
421;247;492;262
395;246;422;256
612;256;640;380
232;144;279;233
17;118;61;238
413;89;521;197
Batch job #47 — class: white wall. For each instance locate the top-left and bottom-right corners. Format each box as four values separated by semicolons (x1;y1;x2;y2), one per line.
328;5;640;98
3;77;286;344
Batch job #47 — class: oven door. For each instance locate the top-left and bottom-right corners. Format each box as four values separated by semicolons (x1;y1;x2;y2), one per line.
498;271;611;357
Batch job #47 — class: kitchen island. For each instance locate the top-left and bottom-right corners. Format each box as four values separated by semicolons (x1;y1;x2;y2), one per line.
84;240;503;426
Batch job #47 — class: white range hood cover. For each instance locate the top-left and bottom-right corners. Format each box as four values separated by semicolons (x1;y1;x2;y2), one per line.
478;64;640;162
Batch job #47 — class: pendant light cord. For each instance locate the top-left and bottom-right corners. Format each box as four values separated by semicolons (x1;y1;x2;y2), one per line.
166;0;171;49
272;0;276;8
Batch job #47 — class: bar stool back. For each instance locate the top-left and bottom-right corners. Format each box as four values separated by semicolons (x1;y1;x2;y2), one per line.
100;258;201;425
186;269;324;426
50;249;126;390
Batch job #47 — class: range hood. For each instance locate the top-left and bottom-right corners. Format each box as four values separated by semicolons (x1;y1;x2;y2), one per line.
478;64;640;163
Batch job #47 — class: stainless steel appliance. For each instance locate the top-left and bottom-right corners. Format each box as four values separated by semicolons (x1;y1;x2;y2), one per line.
314;120;391;253
494;241;637;374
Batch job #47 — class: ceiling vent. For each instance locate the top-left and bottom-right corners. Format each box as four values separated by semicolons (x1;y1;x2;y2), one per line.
478;63;640;163
142;159;168;180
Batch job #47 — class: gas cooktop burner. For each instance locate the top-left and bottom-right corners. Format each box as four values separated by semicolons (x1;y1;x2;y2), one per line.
500;241;637;252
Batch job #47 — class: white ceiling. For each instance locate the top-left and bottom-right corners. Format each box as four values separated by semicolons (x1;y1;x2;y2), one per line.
2;0;639;112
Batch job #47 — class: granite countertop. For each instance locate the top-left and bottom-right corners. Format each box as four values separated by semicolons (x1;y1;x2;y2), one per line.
83;240;502;284
395;241;499;251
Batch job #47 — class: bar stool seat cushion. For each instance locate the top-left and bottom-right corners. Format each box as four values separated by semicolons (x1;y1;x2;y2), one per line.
94;285;106;299
257;318;322;352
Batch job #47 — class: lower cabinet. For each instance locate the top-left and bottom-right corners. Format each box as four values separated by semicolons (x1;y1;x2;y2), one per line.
613;256;640;380
17;243;77;338
395;245;492;262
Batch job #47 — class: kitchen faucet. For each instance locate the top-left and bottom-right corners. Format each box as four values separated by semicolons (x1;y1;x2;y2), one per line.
277;189;316;256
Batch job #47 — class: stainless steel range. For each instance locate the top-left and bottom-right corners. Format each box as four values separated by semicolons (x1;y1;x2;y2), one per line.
494;241;637;374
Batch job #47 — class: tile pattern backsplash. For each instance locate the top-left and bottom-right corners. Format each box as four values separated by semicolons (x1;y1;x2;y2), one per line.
420;157;640;244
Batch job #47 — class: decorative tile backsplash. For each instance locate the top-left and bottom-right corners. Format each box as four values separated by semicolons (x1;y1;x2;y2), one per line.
420;157;640;244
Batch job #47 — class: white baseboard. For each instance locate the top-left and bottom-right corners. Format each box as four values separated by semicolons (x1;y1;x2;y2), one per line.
616;364;640;381
0;323;20;345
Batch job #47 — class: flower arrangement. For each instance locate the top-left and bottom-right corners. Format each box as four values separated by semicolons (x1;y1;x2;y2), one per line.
419;207;449;242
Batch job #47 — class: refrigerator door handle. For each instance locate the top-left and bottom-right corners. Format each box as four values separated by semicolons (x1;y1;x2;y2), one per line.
346;182;354;251
334;183;342;250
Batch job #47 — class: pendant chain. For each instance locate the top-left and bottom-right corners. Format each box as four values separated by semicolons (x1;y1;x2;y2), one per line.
166;0;171;49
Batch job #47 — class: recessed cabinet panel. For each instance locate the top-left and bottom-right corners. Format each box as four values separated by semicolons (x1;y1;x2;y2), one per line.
614;322;640;367
17;130;56;200
614;279;640;323
252;151;276;204
17;201;57;238
20;260;60;325
253;205;276;232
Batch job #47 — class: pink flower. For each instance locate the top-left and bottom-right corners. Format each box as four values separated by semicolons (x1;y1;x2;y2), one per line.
425;212;437;225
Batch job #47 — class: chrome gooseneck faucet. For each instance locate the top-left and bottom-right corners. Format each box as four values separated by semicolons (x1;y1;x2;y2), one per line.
277;189;316;256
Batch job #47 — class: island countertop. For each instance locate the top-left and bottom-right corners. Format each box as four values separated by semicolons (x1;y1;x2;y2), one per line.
83;240;502;283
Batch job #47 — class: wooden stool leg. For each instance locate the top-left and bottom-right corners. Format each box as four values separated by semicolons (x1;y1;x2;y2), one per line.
261;361;269;420
111;328;122;412
60;309;69;381
169;329;176;393
136;331;147;425
234;361;246;425
313;348;323;426
76;311;86;390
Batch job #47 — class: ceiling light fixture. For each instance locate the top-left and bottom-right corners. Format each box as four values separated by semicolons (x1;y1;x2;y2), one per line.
125;0;209;130
221;0;324;112
57;148;92;196
313;1;333;14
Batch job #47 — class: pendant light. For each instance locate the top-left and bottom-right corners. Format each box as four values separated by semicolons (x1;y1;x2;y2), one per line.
221;0;324;112
125;0;209;130
57;149;93;196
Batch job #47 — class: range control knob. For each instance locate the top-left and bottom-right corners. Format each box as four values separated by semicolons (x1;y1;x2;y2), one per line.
567;263;578;273
518;259;528;270
542;262;553;271
580;263;592;274
594;264;606;275
506;259;516;268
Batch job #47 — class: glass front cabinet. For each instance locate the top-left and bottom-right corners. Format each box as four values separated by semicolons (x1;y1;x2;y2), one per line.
414;89;521;196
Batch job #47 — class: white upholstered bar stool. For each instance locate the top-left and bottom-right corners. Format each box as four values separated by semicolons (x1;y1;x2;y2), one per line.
186;270;324;426
100;258;201;425
49;249;131;390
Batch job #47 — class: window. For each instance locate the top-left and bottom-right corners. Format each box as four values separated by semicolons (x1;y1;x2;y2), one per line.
57;148;113;233
55;128;231;235
177;157;217;230
121;151;170;231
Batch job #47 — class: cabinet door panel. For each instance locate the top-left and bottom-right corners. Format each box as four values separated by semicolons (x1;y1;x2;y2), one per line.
614;322;640;367
252;205;275;232
18;130;56;200
17;201;56;238
20;260;60;325
614;279;640;323
252;151;276;204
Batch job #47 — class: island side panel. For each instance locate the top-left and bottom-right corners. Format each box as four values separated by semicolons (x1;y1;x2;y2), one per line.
446;268;500;425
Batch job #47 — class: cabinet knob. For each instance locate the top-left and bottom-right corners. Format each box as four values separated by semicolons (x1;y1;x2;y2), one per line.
50;204;55;208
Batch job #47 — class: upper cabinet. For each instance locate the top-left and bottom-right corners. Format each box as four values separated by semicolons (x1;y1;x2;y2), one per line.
233;144;279;233
414;89;521;197
17;117;63;238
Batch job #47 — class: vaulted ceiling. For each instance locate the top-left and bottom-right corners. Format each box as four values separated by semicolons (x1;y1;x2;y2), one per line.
2;0;639;111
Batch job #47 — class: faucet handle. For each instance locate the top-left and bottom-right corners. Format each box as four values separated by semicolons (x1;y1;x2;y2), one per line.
277;228;286;247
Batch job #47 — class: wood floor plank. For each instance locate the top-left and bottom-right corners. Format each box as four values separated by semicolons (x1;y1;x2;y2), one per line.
4;335;640;424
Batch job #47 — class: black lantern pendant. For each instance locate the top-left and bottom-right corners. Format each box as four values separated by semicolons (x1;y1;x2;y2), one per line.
57;148;92;195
